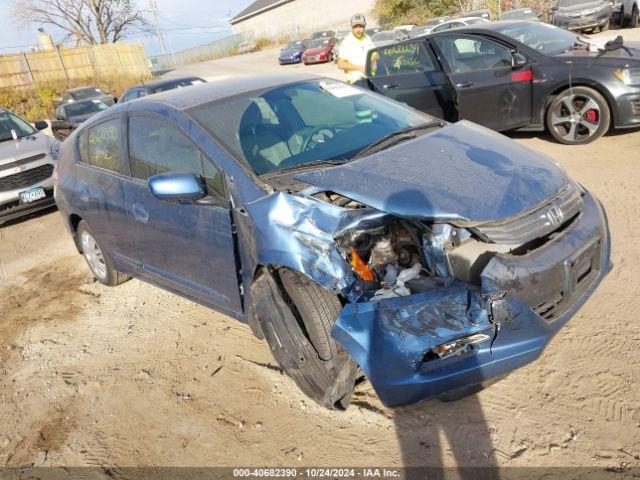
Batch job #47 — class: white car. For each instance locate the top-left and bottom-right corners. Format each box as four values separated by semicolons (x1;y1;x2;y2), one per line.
0;109;59;225
411;16;492;38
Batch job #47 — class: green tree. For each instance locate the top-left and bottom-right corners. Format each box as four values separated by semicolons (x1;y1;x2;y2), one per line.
373;0;463;28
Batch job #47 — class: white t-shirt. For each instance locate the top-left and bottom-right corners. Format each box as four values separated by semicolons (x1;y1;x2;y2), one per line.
338;33;375;83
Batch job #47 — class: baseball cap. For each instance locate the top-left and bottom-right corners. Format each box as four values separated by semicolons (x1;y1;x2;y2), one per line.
351;13;366;26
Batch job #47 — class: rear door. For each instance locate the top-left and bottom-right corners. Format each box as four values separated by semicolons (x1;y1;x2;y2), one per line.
431;34;533;130
366;39;456;121
122;112;243;314
72;116;134;264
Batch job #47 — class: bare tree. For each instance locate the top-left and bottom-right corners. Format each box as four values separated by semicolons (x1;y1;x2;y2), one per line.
13;0;151;45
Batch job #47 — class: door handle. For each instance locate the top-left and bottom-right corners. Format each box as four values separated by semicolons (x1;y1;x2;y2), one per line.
132;203;149;223
382;83;399;89
456;82;474;88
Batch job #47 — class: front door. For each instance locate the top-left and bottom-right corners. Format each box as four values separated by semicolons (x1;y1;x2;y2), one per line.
431;34;533;131
123;112;243;314
366;40;456;121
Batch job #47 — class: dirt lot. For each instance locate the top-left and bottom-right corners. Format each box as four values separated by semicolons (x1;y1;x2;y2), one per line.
1;28;639;472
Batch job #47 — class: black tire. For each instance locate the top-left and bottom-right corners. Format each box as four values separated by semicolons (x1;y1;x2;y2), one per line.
250;268;358;409
77;220;130;286
630;7;639;27
279;268;341;360
546;86;610;145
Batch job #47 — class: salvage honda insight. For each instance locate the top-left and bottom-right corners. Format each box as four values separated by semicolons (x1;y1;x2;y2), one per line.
55;75;611;409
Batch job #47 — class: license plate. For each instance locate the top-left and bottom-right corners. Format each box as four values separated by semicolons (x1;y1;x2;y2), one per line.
19;187;46;204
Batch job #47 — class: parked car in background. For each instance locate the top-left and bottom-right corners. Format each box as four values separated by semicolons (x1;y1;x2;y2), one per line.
279;39;310;64
302;37;337;64
54;86;116;108
426;16;491;34
310;30;335;40
365;27;382;37
55;74;610;409
51;99;110;141
372;29;410;47
362;21;640;144
551;0;612;32
334;30;350;42
408;17;454;38
464;9;493;20
120;77;206;103
0;109;59;225
501;8;540;20
611;0;639;27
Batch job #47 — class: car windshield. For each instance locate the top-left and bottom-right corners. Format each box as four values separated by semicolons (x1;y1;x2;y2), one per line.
72;87;105;100
466;17;491;24
64;100;109;118
310;38;330;48
151;78;205;93
285;40;305;49
502;9;536;19
189;80;430;176
494;21;582;54
0;110;36;142
373;31;395;41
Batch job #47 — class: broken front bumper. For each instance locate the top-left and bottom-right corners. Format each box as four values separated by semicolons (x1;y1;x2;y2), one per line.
332;191;611;407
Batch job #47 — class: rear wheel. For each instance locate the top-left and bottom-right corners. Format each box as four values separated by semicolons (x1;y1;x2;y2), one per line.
546;86;610;145
77;221;130;286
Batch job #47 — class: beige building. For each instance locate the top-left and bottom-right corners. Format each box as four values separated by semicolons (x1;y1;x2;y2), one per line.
230;0;378;39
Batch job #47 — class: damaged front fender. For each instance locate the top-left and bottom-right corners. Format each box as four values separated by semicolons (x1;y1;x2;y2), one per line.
332;281;548;407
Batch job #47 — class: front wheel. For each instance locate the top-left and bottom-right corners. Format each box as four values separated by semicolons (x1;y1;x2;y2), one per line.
629;7;639;27
77;221;130;286
546;86;610;145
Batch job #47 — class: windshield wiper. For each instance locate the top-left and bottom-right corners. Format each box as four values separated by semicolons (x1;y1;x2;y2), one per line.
263;158;351;176
353;120;444;160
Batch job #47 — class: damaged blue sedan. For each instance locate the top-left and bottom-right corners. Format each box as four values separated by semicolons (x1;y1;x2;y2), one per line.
54;74;611;409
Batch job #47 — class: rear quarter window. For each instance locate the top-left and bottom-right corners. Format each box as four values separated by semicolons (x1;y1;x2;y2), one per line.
78;118;126;174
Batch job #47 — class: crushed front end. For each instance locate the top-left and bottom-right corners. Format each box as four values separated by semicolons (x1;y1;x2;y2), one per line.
320;186;611;407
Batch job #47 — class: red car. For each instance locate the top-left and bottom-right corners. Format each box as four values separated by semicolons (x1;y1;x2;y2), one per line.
302;37;337;64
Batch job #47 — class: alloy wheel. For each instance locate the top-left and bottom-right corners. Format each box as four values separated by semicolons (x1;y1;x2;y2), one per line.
80;230;107;280
549;93;601;143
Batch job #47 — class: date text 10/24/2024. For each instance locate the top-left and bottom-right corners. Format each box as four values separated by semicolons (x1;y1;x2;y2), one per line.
232;468;401;478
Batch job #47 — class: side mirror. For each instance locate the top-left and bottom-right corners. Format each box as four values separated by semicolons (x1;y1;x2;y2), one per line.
113;97;118;104
34;120;48;130
148;172;208;203
512;52;528;69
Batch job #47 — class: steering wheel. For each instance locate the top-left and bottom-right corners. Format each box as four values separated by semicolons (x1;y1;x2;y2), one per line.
299;126;336;152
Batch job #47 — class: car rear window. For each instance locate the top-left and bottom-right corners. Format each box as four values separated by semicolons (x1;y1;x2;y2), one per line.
78;118;125;174
369;41;438;77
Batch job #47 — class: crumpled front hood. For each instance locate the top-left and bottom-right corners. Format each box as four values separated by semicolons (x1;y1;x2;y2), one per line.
295;121;570;224
0;132;51;166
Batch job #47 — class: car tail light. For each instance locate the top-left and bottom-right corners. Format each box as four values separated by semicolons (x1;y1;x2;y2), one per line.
511;70;533;82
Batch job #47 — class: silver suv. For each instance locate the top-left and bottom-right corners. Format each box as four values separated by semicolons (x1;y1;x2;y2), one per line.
0;109;60;226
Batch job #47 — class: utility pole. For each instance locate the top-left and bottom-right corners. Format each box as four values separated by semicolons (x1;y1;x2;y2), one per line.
148;0;167;56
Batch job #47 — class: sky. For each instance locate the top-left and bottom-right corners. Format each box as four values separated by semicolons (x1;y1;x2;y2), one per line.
0;0;256;56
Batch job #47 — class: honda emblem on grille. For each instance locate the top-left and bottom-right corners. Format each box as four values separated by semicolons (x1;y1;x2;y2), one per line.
546;206;565;226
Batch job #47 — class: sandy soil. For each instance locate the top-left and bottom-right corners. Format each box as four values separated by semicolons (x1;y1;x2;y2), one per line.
0;27;639;472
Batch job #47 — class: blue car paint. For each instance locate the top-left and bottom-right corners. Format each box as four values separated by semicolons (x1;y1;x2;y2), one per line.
279;48;306;64
295;121;570;224
54;77;612;407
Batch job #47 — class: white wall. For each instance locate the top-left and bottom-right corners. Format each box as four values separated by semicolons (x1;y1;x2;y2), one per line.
232;0;378;39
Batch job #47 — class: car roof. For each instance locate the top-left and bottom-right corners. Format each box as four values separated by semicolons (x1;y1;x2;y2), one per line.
133;76;205;90
66;86;100;93
126;73;318;111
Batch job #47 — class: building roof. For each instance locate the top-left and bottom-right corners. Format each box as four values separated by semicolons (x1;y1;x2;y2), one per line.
230;0;294;25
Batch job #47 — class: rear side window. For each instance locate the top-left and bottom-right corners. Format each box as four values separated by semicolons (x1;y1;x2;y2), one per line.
78;119;124;174
434;36;513;73
128;115;225;196
369;41;437;77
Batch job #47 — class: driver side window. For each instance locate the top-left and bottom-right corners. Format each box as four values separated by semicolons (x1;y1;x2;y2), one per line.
128;115;225;196
434;36;513;73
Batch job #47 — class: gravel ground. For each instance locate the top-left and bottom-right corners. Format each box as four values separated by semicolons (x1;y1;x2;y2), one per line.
0;26;639;472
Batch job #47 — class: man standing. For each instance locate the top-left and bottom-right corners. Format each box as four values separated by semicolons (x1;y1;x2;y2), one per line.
337;13;375;83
